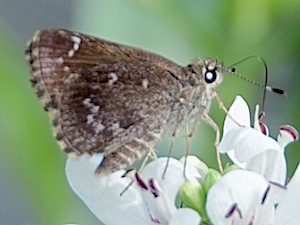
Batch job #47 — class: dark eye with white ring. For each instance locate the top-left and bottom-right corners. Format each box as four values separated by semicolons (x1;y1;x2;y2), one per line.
205;68;217;83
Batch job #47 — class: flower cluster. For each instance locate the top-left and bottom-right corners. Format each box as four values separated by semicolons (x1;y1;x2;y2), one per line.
65;96;299;225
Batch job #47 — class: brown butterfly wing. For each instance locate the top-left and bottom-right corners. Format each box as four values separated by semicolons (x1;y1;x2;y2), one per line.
26;29;185;157
58;61;183;155
26;29;184;100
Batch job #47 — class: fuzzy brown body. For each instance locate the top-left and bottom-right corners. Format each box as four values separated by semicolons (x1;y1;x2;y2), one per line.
26;29;224;175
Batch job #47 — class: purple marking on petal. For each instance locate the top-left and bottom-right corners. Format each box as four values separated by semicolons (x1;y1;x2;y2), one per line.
249;214;254;225
259;121;268;135
149;178;157;191
148;178;160;198
280;125;299;141
135;172;148;190
151;216;161;224
258;112;270;135
261;185;270;204
145;203;161;224
225;203;242;219
225;203;236;218
148;209;160;224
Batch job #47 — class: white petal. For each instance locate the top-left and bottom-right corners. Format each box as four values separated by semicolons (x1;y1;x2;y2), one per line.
141;157;199;203
140;157;199;224
65;154;152;225
252;182;286;225
277;125;299;149
219;126;281;161
180;155;209;181
245;150;287;184
168;208;201;225
222;95;251;137
277;130;294;149
219;127;286;183
226;149;246;168
276;163;300;225
206;170;269;225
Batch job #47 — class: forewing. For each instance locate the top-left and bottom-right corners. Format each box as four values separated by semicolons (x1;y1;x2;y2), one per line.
57;61;181;155
26;29;185;156
26;29;184;104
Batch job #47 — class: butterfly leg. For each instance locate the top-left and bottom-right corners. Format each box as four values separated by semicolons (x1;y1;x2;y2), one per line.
201;113;223;173
204;91;241;174
182;125;191;179
162;108;184;178
212;92;243;126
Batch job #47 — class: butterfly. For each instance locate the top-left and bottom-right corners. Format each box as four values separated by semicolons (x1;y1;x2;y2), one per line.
26;29;225;175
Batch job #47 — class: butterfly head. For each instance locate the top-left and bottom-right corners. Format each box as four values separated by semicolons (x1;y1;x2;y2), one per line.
186;58;226;92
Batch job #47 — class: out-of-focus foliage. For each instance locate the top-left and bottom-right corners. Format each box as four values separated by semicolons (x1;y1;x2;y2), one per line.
1;1;299;225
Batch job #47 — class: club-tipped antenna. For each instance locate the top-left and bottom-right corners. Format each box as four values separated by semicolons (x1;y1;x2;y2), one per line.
224;55;286;112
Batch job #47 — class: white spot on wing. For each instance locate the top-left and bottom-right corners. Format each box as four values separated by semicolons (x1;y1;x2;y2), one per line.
68;50;75;57
71;36;81;51
108;72;118;85
86;114;94;125
83;98;100;114
95;123;105;134
82;98;104;134
63;66;70;72
142;79;149;89
68;35;81;57
82;98;91;106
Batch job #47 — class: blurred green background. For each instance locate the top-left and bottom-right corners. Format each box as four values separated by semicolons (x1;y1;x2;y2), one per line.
1;1;299;224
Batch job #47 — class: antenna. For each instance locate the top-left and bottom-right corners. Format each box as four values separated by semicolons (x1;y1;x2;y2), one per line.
225;55;286;112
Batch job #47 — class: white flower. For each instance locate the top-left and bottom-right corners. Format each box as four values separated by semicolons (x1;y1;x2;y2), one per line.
275;163;300;224
206;164;300;225
206;96;300;225
65;154;201;225
64;96;299;225
206;169;269;225
219;96;298;184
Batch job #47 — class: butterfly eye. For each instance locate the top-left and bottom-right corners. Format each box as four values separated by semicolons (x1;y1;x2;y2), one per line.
205;68;217;84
